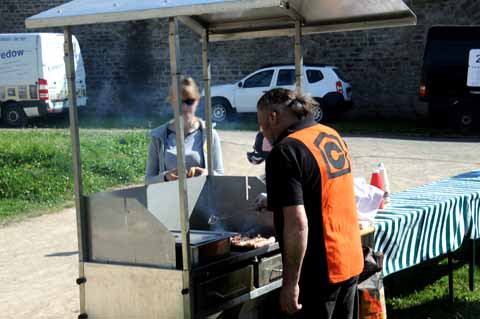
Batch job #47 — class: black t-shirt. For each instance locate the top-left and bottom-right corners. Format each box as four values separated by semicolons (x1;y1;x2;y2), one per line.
265;119;329;288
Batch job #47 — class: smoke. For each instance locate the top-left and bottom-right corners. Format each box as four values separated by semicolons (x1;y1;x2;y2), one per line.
80;17;256;127
92;81;114;115
208;207;227;233
79;20;174;126
84;79;172;129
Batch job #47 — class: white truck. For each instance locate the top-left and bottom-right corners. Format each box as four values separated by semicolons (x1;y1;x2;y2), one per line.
208;64;353;123
0;33;87;127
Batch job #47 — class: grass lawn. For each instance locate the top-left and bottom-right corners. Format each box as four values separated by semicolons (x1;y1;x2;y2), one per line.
0;129;148;224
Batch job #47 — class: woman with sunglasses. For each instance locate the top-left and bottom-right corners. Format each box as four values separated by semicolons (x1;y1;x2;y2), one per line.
145;76;224;183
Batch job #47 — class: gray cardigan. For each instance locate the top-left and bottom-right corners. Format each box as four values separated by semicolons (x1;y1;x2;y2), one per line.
145;120;224;184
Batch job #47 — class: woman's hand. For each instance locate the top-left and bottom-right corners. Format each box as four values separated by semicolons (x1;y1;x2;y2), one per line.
187;167;207;178
167;167;207;180
194;167;208;176
164;168;179;181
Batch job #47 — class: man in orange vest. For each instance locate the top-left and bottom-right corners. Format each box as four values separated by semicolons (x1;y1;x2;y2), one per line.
256;88;364;318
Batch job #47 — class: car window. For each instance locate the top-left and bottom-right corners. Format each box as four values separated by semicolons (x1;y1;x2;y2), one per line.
243;70;274;88
7;88;16;97
18;86;27;99
332;68;348;82
277;69;295;86
306;69;324;83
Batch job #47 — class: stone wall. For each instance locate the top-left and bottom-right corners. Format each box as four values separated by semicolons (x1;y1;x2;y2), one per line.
1;0;480;118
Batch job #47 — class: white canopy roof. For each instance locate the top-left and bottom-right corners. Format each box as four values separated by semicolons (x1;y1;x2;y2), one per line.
26;0;416;41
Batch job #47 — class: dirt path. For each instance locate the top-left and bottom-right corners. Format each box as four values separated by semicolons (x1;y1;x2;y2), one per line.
0;209;78;319
1;131;479;318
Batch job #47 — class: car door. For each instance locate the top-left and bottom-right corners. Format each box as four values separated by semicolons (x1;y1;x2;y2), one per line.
235;69;274;112
275;68;296;90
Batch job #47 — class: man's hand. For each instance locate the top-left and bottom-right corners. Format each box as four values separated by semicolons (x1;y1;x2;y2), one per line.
254;193;268;211
164;168;179;181
280;283;302;315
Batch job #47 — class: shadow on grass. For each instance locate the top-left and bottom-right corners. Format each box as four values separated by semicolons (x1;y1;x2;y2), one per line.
21;110;259;131
385;242;478;297
2;109;480;139
331;117;480;142
385;241;480;319
24;110;169;130
385;255;464;297
388;298;480;319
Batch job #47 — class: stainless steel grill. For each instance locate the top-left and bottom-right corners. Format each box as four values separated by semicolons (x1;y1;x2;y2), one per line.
83;176;282;318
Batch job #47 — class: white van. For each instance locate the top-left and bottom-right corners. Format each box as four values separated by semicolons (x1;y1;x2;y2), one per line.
0;33;87;126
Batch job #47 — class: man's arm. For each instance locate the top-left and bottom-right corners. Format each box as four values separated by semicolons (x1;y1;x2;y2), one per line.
283;204;308;286
281;204;308;314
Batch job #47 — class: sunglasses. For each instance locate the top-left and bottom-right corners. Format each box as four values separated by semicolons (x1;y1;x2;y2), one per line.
182;98;196;106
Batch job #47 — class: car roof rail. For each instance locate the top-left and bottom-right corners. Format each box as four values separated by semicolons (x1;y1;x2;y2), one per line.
258;63;329;69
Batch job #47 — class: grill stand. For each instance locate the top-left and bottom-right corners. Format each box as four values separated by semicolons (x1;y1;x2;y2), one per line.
26;1;418;318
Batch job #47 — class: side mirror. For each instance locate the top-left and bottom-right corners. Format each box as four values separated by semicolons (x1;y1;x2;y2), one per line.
238;82;243;88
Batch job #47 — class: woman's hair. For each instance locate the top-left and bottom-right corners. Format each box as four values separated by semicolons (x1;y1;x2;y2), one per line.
257;88;318;119
168;76;201;103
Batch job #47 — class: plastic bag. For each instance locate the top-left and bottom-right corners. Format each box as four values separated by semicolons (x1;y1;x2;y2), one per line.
355;177;384;224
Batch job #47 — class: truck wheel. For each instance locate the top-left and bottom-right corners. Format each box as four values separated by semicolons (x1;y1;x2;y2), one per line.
455;109;475;132
3;103;27;127
211;98;231;122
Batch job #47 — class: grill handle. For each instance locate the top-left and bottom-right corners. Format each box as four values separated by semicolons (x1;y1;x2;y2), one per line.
211;285;248;300
267;268;283;274
268;268;283;282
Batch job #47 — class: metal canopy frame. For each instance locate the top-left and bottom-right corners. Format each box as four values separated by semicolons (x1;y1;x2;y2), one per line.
25;0;417;39
26;1;416;318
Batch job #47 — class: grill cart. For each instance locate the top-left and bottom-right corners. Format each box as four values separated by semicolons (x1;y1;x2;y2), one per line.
26;1;416;318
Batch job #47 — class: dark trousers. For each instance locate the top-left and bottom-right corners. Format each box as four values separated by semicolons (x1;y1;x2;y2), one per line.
291;276;359;319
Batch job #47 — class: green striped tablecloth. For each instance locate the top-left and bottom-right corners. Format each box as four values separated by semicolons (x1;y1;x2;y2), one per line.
374;170;480;277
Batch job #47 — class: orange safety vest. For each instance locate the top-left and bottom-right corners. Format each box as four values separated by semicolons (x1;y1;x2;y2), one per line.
288;124;364;284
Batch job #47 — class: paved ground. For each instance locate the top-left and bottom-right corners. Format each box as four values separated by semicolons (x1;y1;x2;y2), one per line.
1;130;480;318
